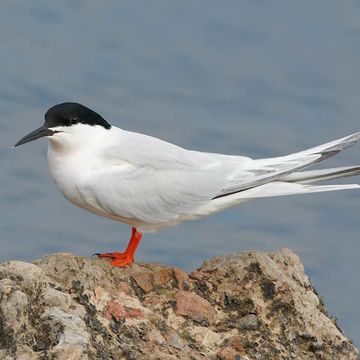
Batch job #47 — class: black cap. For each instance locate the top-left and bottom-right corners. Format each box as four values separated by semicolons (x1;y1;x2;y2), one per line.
45;102;111;129
14;102;111;147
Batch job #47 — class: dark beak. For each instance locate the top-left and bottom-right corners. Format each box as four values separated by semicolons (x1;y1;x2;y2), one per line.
14;125;57;147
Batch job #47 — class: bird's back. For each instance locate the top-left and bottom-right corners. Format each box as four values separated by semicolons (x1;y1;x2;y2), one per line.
46;127;360;231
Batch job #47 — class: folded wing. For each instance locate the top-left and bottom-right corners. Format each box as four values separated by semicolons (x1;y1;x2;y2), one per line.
79;130;360;229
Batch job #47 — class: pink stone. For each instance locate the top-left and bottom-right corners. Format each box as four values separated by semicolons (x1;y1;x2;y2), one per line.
105;300;145;321
132;269;172;293
124;307;145;319
105;300;125;321
175;291;215;325
173;267;190;290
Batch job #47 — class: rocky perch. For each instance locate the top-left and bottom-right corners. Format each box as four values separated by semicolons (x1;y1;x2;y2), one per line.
0;249;358;360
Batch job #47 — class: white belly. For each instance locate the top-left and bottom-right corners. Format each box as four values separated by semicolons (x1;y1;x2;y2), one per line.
46;143;178;231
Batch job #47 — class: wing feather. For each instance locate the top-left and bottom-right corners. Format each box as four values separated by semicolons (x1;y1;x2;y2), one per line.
213;132;360;198
75;130;360;229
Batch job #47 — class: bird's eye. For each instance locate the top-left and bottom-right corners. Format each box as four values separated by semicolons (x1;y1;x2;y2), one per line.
71;117;79;125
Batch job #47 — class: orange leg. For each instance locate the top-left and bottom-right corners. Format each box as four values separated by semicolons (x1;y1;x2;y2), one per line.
96;227;143;267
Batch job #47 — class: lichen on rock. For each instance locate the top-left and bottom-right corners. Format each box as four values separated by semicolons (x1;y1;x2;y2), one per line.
0;248;358;360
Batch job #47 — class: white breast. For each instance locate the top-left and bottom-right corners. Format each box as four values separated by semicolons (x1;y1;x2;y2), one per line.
46;138;161;230
47;143;95;210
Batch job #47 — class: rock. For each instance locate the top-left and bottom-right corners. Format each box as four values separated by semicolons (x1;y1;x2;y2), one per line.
238;314;259;331
0;249;357;360
175;290;215;325
172;267;190;290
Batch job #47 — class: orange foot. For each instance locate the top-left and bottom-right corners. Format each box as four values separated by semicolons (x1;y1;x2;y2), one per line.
95;227;143;268
96;251;134;267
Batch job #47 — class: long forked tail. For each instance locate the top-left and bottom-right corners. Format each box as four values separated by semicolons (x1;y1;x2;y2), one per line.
246;165;360;199
214;132;360;203
281;166;360;184
235;181;360;200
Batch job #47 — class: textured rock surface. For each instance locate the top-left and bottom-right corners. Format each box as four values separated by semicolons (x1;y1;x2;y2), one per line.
0;249;358;360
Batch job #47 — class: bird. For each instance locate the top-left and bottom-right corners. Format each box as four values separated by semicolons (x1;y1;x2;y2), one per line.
15;102;360;267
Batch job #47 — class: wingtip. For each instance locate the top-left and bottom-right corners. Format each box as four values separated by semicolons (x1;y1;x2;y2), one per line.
346;131;360;141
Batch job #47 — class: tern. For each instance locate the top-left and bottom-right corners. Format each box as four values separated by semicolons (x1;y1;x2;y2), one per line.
15;102;360;267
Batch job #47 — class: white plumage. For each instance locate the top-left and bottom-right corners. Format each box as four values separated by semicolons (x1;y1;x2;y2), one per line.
46;125;360;232
14;102;360;266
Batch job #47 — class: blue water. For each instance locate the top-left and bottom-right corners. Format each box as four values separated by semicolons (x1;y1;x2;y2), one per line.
1;0;360;346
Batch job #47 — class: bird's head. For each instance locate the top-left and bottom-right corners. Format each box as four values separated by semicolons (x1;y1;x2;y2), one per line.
14;102;112;148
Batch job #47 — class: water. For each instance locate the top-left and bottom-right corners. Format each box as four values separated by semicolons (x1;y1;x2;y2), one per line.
1;0;360;345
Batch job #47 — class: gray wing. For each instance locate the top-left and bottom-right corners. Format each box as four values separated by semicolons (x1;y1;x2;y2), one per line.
80;130;360;225
79;131;246;224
